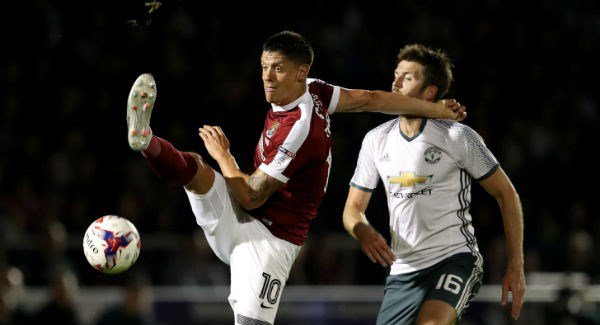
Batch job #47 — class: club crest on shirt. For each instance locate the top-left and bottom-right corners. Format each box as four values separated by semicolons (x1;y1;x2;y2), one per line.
266;121;280;139
424;146;442;164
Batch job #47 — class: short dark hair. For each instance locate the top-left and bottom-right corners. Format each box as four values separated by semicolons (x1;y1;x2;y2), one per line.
397;44;453;100
263;31;314;66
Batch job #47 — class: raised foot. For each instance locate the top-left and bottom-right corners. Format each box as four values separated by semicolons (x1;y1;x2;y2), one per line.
127;73;157;151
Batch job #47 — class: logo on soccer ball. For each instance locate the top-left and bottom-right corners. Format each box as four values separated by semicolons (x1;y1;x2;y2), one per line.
96;228;137;270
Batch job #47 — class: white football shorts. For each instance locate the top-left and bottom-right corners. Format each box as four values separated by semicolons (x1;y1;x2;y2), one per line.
185;170;301;325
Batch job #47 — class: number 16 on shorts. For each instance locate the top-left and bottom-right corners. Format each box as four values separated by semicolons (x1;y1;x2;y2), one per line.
436;273;463;295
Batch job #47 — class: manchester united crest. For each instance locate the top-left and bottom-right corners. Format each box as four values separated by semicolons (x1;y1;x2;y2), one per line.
424;146;442;164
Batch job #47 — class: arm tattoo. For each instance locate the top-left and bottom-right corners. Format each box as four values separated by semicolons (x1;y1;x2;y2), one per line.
247;172;276;203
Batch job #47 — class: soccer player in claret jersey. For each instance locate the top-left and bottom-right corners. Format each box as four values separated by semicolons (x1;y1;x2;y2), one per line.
342;44;525;324
126;31;466;324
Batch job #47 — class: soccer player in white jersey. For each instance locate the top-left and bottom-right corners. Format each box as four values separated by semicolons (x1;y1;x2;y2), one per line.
343;44;525;324
126;32;466;325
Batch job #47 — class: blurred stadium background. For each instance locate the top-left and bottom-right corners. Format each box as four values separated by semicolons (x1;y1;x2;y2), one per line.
1;0;599;324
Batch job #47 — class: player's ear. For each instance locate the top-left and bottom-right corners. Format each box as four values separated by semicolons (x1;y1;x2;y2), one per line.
297;64;309;81
424;85;438;101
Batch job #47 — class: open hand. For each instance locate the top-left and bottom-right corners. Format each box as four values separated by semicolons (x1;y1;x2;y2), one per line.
355;224;395;267
502;263;526;320
198;125;230;162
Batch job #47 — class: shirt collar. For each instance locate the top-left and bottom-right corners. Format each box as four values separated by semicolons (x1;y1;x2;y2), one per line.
271;88;311;112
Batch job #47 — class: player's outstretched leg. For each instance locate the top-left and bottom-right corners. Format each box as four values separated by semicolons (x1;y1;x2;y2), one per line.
127;73;156;151
126;73;215;193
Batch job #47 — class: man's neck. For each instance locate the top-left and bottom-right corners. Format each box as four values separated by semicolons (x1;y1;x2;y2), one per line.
399;116;424;138
279;84;307;106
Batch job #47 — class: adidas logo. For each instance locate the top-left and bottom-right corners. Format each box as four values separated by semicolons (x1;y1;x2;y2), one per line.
380;153;391;162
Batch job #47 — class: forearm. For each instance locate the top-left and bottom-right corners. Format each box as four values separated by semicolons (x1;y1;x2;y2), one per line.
499;193;524;266
348;91;441;117
200;125;276;210
214;153;256;209
343;207;370;239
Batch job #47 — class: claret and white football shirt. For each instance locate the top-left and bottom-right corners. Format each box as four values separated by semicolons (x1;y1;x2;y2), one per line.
252;78;340;246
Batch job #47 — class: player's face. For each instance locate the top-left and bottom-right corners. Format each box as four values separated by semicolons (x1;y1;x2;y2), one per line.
392;61;428;99
261;51;306;105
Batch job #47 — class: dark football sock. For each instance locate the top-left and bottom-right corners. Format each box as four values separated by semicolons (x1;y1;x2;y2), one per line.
141;136;198;187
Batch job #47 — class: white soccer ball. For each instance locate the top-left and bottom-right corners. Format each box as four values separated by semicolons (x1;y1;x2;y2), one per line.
83;215;141;274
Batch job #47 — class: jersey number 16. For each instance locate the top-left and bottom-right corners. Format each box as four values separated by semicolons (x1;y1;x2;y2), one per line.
435;273;464;295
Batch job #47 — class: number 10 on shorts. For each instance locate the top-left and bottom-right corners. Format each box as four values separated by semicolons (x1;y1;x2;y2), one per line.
260;272;282;304
435;273;463;295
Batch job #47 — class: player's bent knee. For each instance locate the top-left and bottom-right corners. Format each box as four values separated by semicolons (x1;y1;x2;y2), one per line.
184;152;216;195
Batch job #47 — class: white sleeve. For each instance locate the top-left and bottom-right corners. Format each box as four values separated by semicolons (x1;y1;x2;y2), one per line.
306;77;340;115
328;86;340;115
349;132;379;192
452;125;499;180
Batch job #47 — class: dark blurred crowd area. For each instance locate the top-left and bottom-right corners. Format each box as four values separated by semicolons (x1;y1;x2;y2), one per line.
1;0;599;322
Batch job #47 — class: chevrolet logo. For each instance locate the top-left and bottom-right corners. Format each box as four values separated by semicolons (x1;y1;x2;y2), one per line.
388;172;431;188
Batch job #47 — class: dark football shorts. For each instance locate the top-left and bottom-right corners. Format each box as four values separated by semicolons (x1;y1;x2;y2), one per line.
376;252;483;325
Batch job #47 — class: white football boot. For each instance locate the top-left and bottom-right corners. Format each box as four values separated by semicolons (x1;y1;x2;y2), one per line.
127;73;156;151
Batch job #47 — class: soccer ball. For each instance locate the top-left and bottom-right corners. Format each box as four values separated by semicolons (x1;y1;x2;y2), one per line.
83;215;141;274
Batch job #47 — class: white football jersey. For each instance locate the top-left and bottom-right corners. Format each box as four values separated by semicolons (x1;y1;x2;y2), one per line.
350;118;498;274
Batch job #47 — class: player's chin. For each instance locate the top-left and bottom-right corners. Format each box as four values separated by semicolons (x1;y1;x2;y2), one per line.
264;92;276;103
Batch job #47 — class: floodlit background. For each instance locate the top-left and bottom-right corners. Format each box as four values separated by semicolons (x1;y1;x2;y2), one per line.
1;0;599;324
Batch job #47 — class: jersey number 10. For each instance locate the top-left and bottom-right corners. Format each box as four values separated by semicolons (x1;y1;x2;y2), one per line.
259;272;282;304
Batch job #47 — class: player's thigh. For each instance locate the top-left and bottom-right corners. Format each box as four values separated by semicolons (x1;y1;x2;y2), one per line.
376;271;429;325
421;252;483;322
229;220;301;325
416;299;456;325
185;170;247;264
184;152;216;194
